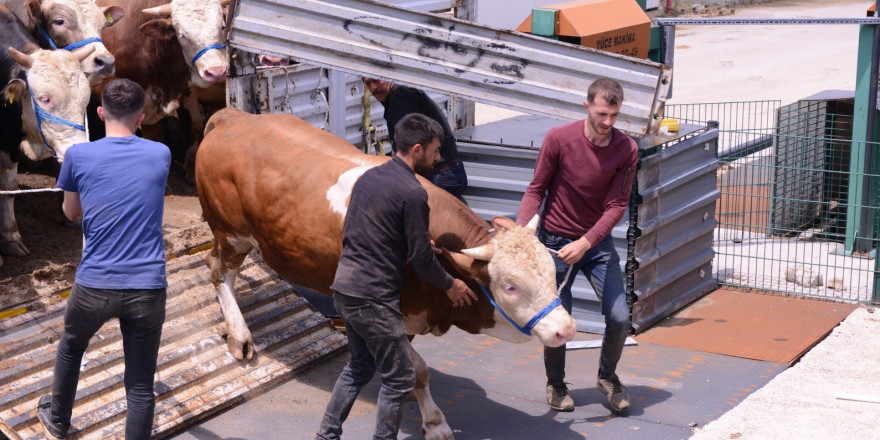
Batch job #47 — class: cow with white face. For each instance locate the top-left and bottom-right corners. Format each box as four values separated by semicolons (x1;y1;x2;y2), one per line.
1;31;93;264
196;109;578;439
98;0;226;127
1;0;125;87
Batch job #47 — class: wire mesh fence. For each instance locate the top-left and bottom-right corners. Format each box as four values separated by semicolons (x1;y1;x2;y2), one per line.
666;99;879;304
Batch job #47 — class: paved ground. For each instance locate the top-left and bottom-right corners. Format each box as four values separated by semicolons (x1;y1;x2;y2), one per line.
171;324;789;440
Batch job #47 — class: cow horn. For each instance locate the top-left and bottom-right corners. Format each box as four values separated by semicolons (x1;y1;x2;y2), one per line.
142;3;172;16
461;243;495;261
8;47;33;69
525;214;540;233
72;45;96;62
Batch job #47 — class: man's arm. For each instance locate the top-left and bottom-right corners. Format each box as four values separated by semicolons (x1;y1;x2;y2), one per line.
516;132;559;226
62;191;83;221
404;189;476;306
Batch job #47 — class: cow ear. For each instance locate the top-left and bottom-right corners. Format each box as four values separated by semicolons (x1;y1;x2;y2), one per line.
139;19;176;40
460;243;494;261
2;79;26;105
491;216;516;231
8;48;33;69
102;6;125;27
25;0;41;29
442;249;490;284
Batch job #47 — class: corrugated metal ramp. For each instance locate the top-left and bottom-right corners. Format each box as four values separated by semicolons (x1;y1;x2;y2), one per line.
0;251;346;440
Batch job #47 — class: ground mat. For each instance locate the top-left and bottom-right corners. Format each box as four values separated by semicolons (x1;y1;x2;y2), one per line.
636;288;857;364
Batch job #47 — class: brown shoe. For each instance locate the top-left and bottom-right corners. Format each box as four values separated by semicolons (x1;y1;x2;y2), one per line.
597;377;631;412
546;384;574;411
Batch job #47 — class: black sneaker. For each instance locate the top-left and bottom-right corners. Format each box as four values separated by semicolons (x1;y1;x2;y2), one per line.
36;394;68;439
597;377;631;412
546;383;574;411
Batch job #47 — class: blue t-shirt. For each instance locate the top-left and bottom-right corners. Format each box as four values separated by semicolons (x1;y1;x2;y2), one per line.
57;135;171;289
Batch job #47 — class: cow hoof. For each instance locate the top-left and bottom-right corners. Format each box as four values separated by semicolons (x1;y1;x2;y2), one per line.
422;423;454;440
227;337;256;361
1;240;30;257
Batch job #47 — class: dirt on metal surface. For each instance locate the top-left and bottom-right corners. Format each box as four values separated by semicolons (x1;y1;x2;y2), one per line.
636;287;857;364
0;251;347;440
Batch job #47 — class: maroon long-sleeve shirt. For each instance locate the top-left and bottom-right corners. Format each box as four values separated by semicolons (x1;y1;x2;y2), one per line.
516;120;638;246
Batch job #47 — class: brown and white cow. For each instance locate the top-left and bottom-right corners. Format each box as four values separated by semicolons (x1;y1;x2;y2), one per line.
1;6;94;264
196;108;577;439
1;0;125;86
98;0;227;125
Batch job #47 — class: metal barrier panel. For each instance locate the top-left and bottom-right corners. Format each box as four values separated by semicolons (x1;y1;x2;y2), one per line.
667;99;880;304
229;0;671;137
629;126;721;333
455;117;720;334
227;62;453;152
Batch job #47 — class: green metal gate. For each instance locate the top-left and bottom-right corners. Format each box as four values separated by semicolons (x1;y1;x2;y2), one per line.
666;98;880;304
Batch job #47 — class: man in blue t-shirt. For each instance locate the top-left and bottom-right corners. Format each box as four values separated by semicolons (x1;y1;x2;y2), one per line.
37;79;170;440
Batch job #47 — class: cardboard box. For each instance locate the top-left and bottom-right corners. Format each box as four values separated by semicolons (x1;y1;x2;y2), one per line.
516;0;651;59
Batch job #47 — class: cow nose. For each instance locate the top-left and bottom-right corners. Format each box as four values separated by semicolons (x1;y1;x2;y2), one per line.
205;66;227;83
555;326;576;345
94;55;116;75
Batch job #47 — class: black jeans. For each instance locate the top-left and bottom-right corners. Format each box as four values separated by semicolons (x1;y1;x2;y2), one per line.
317;293;415;440
48;283;166;440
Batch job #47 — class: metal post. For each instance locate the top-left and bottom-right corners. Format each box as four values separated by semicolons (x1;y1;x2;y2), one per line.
846;22;879;255
451;0;476;131
327;70;347;139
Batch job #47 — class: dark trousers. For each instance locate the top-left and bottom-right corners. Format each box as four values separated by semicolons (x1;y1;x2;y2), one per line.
429;162;468;201
537;228;630;385
49;283;166;440
317;293;415;440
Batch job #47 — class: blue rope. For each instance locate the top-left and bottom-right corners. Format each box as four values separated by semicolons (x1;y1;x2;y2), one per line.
63;37;102;51
38;27;102;52
190;43;226;67
479;285;562;336
27;81;86;157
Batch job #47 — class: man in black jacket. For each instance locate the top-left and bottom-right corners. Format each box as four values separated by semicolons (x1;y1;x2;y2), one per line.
316;113;477;440
364;78;468;200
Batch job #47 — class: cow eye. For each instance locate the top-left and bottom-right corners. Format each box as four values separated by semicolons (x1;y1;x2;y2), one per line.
504;285;518;294
39;96;52;106
53;18;65;27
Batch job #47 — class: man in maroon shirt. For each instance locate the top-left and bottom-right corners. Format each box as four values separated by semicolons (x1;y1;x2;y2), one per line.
517;78;637;413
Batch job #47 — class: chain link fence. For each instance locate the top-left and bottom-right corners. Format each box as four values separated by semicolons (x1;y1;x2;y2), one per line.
666;99;879;304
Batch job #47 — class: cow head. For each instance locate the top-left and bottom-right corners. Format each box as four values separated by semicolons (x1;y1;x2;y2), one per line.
3;47;92;162
140;0;227;89
26;0;125;87
448;215;577;347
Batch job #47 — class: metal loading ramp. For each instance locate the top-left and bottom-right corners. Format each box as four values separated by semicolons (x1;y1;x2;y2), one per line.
0;251;346;440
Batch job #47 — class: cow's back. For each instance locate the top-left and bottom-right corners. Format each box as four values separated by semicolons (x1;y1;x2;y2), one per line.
197;108;386;292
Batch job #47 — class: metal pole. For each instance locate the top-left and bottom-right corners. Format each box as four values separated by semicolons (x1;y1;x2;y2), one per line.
861;1;880;256
867;1;880;301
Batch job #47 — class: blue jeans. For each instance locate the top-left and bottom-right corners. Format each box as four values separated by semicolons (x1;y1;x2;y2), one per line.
48;284;166;440
430;163;467;201
537;228;630;385
317;293;415;440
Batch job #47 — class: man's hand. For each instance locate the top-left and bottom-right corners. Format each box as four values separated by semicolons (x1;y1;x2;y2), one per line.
446;278;478;307
556;237;591;265
431;239;442;255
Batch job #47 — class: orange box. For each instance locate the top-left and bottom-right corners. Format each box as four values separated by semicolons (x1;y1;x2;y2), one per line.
516;0;651;59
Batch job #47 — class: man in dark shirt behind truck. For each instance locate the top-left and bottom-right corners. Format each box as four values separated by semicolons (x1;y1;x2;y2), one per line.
316;113;477;440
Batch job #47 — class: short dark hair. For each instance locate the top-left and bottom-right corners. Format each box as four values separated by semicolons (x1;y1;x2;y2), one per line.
101;78;145;119
394;113;443;154
587;78;624;106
